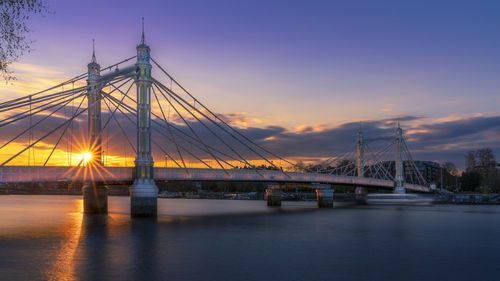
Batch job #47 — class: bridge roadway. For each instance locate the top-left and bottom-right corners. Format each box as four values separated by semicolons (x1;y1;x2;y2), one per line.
0;166;430;192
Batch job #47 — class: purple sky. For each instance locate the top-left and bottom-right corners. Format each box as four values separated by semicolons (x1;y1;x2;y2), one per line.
2;0;500;168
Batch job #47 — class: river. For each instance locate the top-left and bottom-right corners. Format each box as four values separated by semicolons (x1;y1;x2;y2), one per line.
0;195;499;281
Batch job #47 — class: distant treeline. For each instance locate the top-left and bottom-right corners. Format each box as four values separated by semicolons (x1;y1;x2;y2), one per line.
461;148;500;193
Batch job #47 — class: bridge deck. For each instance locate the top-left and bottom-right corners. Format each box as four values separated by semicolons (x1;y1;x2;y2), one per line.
0;166;430;192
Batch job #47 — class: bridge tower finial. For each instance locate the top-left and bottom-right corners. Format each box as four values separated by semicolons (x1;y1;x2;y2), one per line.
141;17;145;44
91;39;96;62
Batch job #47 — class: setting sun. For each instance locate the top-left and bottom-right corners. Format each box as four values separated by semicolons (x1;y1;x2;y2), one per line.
81;151;93;165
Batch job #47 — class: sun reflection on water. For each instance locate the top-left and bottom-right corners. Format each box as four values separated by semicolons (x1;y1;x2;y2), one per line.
43;199;83;281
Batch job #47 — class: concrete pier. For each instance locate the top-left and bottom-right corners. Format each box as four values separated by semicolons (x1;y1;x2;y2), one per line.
314;183;334;208
83;182;108;214
131;196;157;217
130;179;158;217
355;186;367;203
265;183;281;207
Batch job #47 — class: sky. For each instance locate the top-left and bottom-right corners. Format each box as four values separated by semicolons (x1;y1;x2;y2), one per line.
1;0;500;169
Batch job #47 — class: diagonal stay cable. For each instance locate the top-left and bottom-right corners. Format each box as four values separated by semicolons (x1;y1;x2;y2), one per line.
153;79;282;172
101;92;222;170
151;86;189;174
89;79;134;151
1;106;89;166
0;55;136;109
150;83;228;174
108;84;242;167
151;58;295;167
402;139;427;186
101;92;135;152
0;74;88;108
0;92;86;151
0;85;85;113
153;82;262;175
102;87;239;169
43;95;87;166
0;76;130;166
0;89;85;127
100;93;184;169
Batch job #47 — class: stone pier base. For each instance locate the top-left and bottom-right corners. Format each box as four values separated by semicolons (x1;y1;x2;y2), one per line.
83;183;108;214
355;186;367;203
316;188;334;208
130;180;158;217
265;183;281;207
131;196;157;217
394;185;406;194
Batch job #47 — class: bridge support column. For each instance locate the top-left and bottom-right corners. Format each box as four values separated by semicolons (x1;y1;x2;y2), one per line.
355;187;366;195
130;24;158;217
265;183;281;207
355;186;367;202
83;182;108;214
83;41;107;214
355;128;367;202
130;186;158;217
314;183;334;208
394;124;406;194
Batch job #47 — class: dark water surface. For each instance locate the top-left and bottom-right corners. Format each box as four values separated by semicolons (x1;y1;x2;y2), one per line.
1;195;500;281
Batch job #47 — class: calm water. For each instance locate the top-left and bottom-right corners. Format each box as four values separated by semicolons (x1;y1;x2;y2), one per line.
1;195;500;281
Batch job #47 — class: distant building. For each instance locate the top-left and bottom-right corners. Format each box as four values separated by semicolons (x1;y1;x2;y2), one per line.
412;161;440;184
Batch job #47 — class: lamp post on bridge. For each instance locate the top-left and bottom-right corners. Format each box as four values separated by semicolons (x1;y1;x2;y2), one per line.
130;19;159;217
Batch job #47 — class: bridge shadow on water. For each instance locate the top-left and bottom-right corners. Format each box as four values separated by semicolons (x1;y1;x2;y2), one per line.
74;214;162;281
67;199;325;281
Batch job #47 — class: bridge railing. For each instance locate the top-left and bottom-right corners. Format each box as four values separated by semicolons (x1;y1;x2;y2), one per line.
0;166;429;192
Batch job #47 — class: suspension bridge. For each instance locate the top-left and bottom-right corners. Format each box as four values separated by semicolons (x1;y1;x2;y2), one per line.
0;23;431;216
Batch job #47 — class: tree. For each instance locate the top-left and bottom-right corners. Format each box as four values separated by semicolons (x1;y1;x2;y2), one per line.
293;160;307;172
442;162;457;176
462;148;498;192
441;162;458;191
465;151;476;171
475;148;495;171
0;0;49;81
460;171;482;192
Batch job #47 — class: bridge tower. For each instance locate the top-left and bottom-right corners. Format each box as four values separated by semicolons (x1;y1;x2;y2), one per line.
355;128;367;196
83;40;108;214
394;123;405;193
130;20;158;217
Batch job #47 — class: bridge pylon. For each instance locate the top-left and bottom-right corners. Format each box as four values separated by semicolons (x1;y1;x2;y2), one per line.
83;41;108;214
130;21;158;217
355;128;367;197
394;123;405;193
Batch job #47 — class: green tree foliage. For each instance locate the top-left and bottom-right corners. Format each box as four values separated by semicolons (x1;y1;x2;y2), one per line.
0;0;49;81
460;171;482;192
462;148;500;192
440;162;459;191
